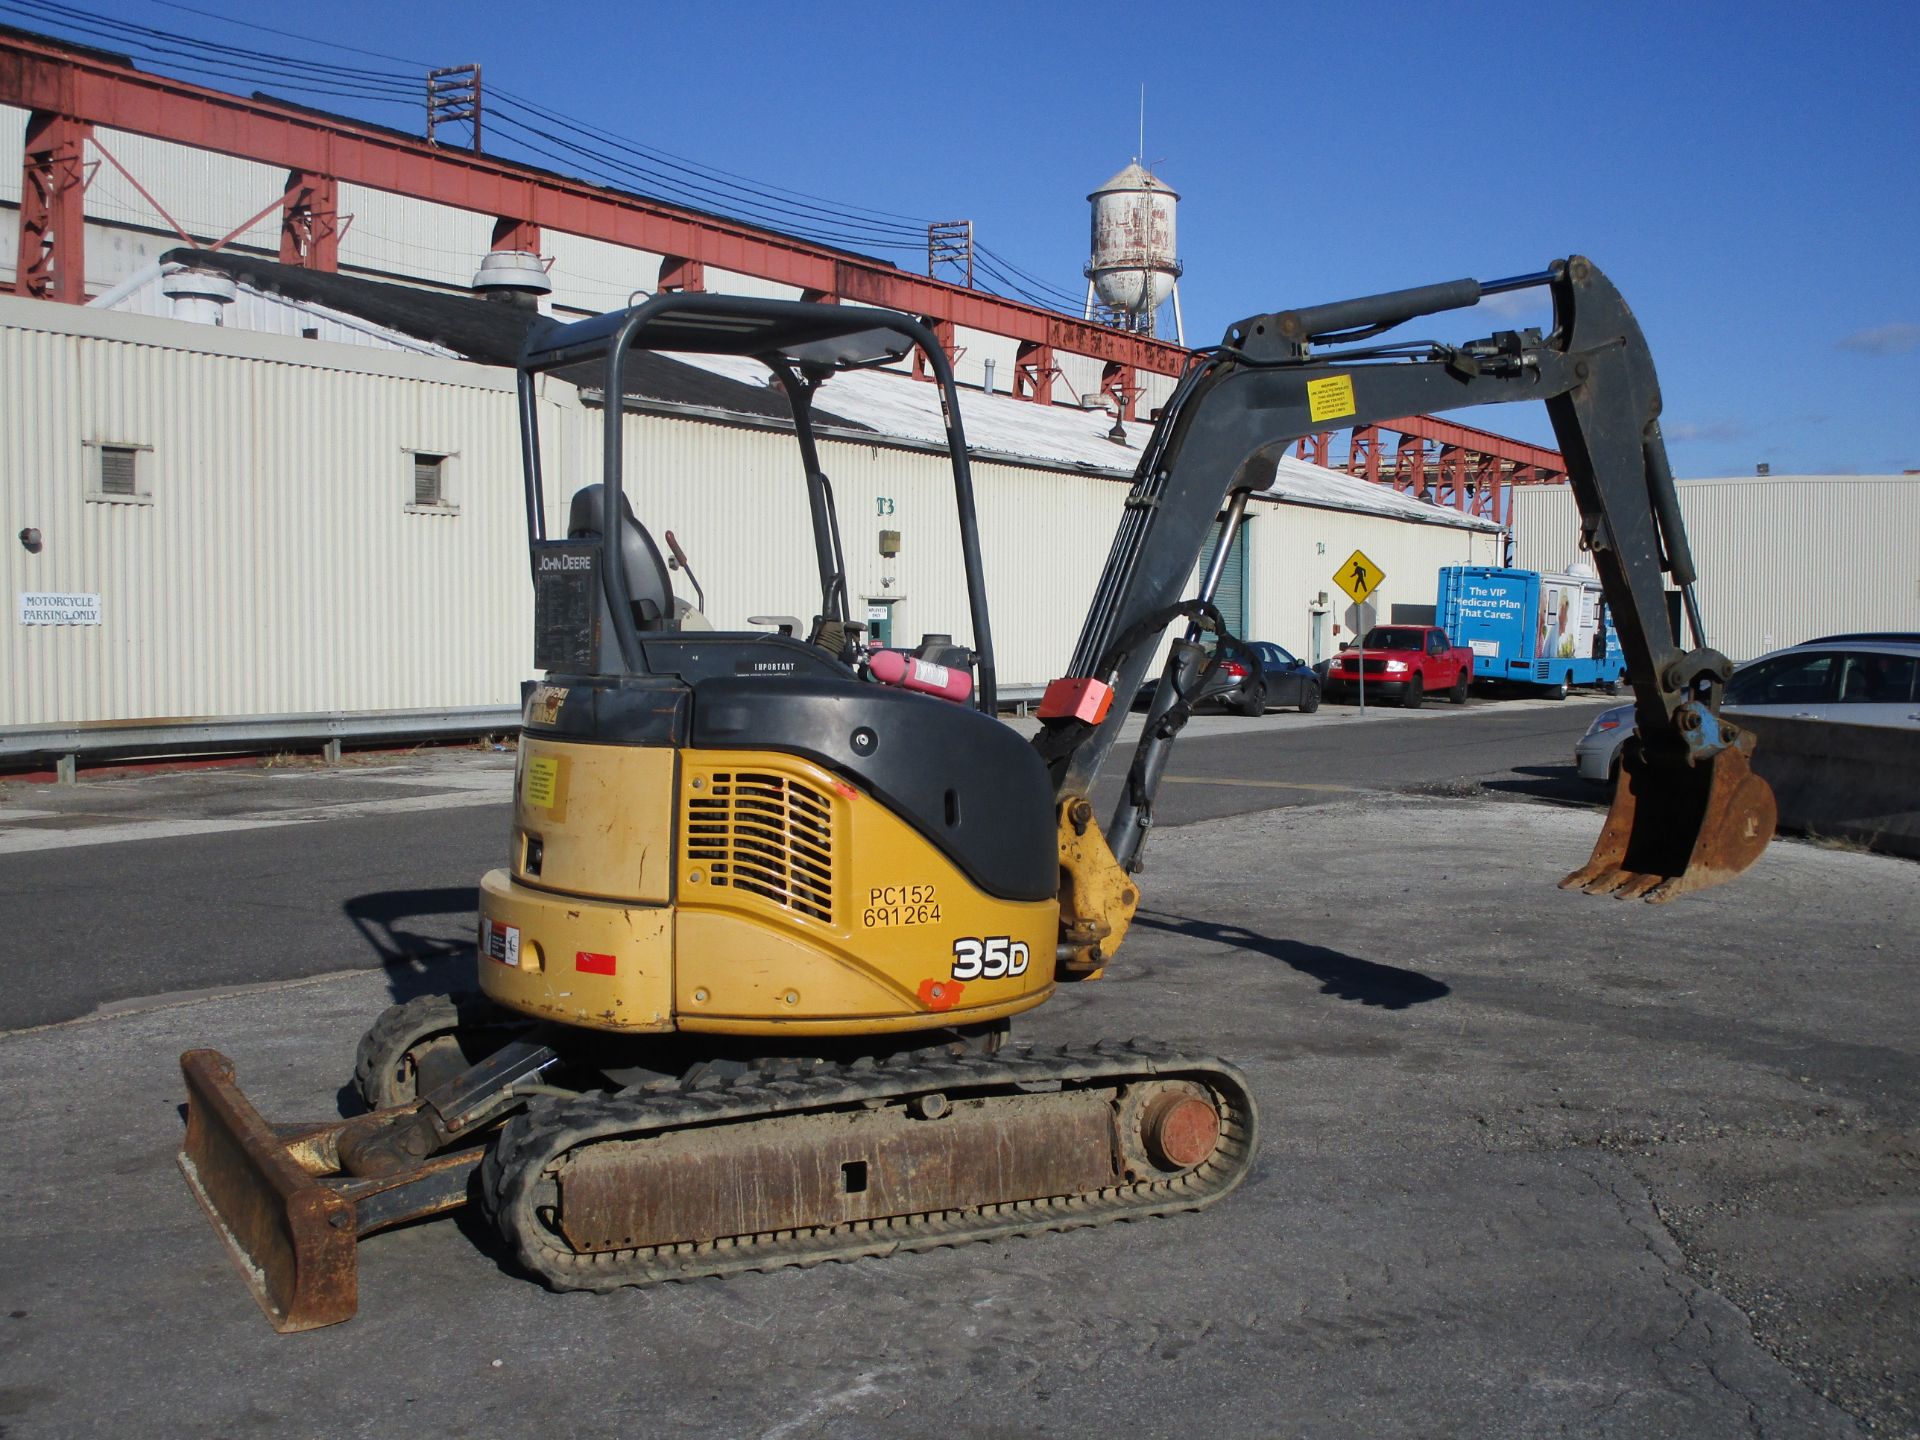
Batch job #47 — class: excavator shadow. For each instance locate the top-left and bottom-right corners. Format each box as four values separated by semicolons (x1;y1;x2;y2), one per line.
1132;912;1450;1010
342;886;480;1004
1481;765;1608;808
335;887;482;1117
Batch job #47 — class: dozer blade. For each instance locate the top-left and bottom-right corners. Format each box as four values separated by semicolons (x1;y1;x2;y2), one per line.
179;1045;521;1331
178;1049;358;1332
1561;726;1776;903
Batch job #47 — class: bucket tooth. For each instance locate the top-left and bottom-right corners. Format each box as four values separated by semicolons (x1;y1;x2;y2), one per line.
1562;725;1776;904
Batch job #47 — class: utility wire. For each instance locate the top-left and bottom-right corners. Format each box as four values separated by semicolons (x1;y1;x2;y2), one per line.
13;1;421;91
484;109;926;253
14;0;1107;313
976;244;1088;311
143;0;434;68
978;242;1090;308
489;84;938;235
487;96;928;245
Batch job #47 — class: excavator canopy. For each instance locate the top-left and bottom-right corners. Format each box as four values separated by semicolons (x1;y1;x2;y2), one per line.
520;295;921;384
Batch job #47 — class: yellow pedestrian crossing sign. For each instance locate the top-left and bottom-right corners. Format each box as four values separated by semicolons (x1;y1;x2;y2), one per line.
1335;548;1385;605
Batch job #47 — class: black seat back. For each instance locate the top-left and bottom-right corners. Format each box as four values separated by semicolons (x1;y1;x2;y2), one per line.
567;484;677;634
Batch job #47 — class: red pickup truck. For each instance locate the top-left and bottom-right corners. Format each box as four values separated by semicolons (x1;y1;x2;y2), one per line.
1324;624;1473;708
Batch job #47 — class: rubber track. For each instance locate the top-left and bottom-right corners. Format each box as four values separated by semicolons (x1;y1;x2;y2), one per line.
479;1040;1258;1292
351;991;514;1110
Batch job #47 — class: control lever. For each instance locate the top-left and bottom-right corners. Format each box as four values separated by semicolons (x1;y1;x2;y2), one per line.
662;529;705;613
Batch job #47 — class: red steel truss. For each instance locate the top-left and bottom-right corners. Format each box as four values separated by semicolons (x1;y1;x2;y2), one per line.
0;30;1184;378
14;108;90;302
1296;416;1567;525
2;29;1567;488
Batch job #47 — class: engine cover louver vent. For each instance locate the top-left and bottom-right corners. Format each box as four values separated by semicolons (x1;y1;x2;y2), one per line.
686;771;834;923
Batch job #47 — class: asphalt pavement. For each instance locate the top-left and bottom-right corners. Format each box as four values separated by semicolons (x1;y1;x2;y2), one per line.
0;697;1609;1030
0;698;1912;1439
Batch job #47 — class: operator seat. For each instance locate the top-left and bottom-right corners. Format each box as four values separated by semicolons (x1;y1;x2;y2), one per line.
567;484;676;632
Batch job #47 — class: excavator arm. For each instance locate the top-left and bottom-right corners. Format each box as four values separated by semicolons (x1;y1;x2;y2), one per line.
1038;257;1775;972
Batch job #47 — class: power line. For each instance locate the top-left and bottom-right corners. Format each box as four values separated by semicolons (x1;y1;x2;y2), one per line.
489;85;938;234
484;109;926;254
487;95;928;244
975;244;1088;310
143;0;433;68
13;0;420;89
11;0;1106;315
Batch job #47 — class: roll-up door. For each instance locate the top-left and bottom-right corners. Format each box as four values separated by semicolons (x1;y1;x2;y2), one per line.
1209;518;1251;637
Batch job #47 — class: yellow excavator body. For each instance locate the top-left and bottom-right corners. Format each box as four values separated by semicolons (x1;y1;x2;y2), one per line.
477;737;1059;1036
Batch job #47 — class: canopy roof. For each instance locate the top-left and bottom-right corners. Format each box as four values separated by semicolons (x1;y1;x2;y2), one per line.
522;294;924;389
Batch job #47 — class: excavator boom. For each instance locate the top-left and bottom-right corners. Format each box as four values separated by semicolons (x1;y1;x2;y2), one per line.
1036;256;1774;918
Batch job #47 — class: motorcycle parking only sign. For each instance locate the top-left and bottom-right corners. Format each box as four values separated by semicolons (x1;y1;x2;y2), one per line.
19;592;102;625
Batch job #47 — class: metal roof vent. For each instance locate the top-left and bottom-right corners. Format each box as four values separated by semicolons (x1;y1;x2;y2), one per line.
472;249;552;307
161;265;237;325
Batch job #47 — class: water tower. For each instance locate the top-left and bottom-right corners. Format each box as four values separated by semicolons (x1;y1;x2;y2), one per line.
1083;162;1183;342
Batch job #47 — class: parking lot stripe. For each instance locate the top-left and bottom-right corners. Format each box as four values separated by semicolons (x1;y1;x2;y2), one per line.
0;786;508;854
1159;776;1362;793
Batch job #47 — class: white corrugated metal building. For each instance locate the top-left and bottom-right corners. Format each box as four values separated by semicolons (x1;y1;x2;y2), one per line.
0;100;1179;417
3;287;1502;729
1512;477;1920;662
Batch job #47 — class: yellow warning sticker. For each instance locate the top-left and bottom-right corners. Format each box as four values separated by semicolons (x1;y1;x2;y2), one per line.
1306;374;1357;424
523;755;563;809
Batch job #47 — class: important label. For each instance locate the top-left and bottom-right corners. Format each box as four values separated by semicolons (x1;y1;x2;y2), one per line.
19;592;101;626
1306;374;1357;424
523;755;563;809
482;919;521;967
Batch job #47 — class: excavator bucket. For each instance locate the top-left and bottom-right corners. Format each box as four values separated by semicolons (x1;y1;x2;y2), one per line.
1561;727;1776;903
178;1049;359;1332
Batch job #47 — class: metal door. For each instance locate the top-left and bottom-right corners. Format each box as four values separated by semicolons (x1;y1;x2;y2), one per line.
1210;519;1250;637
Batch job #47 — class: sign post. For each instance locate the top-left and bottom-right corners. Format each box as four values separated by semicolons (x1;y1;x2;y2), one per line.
1333;549;1385;715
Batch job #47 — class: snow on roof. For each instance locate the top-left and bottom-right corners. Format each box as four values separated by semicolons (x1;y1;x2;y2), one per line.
669;350;1503;533
90;260;462;359
82;257;1505;536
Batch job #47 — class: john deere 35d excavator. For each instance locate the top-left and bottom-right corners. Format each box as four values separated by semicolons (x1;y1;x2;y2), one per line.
179;258;1775;1330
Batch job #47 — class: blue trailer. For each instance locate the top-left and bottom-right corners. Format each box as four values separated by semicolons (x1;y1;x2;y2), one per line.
1436;565;1625;697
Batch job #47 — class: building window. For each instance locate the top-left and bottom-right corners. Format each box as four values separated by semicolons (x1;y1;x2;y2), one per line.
406;451;457;513
86;441;154;504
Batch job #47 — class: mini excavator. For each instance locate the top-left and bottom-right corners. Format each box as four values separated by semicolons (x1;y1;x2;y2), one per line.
178;258;1775;1329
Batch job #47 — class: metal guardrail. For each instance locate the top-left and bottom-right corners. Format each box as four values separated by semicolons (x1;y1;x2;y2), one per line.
1;686;1057;779
995;683;1046;714
0;707;524;778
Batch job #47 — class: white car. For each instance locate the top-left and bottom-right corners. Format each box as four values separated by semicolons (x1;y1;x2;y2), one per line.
1575;703;1635;782
1573;637;1920;783
1722;638;1920;728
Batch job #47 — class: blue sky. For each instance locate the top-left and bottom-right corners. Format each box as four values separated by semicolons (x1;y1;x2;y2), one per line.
46;0;1920;474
